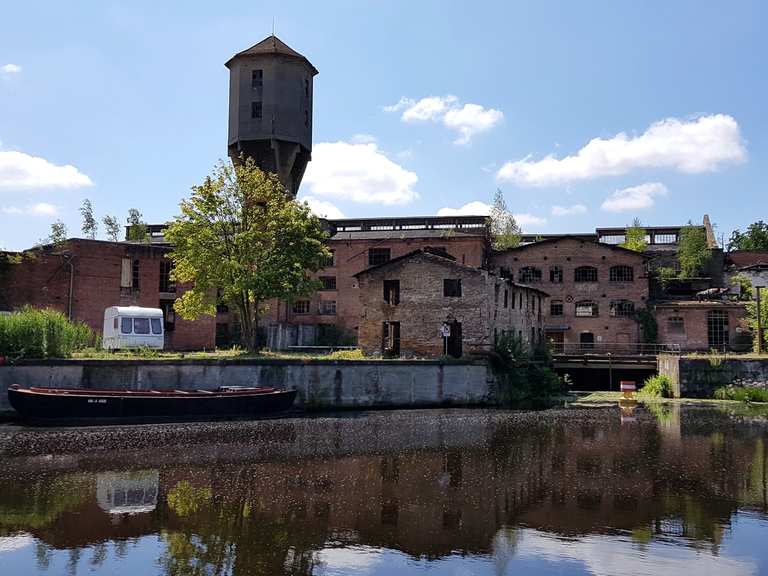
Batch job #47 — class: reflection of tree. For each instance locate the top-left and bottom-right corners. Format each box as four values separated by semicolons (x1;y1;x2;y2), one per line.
492;528;520;576
0;475;90;533
167;481;212;518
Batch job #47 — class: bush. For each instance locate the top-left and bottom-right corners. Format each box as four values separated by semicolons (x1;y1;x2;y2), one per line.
0;307;94;360
326;349;365;360
639;374;673;398
714;385;768;403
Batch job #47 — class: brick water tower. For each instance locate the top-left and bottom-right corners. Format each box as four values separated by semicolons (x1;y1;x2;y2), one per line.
226;35;318;196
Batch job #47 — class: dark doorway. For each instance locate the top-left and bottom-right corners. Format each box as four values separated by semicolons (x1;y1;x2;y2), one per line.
580;332;595;351
447;321;462;358
382;322;401;357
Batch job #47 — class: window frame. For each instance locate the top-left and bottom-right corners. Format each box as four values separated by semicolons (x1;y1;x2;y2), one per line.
574;266;598;283
610;300;635;317
575;300;599;317
518;266;543;283
292;300;311;315
609;265;634;283
667;316;685;335
251;101;262;119
550;300;564;317
319;276;337;291
368;247;391;267
549;266;563;283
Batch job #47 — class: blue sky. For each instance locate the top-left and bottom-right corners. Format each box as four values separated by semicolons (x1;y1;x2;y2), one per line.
1;1;765;251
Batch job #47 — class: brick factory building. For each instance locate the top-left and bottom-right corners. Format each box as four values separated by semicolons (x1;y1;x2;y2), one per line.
655;301;748;352
489;236;650;350
0;240;215;350
355;249;547;358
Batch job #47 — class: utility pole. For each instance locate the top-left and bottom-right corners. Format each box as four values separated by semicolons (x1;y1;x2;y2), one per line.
757;286;764;355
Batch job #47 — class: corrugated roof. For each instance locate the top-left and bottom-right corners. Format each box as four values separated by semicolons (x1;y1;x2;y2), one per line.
330;229;485;241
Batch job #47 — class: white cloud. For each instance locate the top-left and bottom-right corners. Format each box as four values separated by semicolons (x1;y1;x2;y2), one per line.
497;114;746;186
1;64;22;74
302;141;418;205
350;133;377;145
0;149;93;191
551;204;587;217
301;196;345;219
436;201;545;230
1;202;59;216
385;95;503;144
600;182;668;213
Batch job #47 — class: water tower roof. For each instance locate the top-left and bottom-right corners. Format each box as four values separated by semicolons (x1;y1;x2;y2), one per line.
225;35;318;74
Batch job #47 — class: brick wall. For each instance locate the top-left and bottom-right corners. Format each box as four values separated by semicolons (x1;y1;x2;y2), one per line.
490;238;648;348
357;252;544;358
655;302;748;352
0;240;215;350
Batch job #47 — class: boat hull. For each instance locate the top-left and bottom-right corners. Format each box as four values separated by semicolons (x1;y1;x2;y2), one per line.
7;387;298;426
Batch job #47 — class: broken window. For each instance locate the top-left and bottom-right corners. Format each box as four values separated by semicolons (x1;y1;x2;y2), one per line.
550;266;563;283
383;279;400;305
292;300;310;314
251;101;262;119
609;265;634;282
319;300;337;315
610;300;635;317
132;259;140;290
368;248;391;266
443;279;462;297
159;260;175;293
575;300;599;317
320;276;337;290
668;316;685;335
574;266;598;283
519;266;542;283
251;69;263;89
550;300;563;316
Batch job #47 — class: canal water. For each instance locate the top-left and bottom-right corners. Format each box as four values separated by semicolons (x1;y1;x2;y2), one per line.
1;404;768;575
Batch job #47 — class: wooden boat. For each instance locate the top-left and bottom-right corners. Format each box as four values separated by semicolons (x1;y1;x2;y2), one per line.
7;384;297;425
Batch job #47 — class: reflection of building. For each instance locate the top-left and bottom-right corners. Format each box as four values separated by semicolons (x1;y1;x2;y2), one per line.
96;470;159;515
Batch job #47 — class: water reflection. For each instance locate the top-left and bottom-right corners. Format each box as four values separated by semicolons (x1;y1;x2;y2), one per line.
0;406;767;574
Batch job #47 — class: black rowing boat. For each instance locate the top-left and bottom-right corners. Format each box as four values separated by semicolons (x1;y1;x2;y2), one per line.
7;384;297;425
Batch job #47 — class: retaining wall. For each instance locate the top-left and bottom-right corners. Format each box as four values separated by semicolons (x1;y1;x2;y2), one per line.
658;354;768;397
0;359;495;415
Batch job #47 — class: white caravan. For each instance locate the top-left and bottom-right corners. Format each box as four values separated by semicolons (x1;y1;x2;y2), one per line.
102;306;164;350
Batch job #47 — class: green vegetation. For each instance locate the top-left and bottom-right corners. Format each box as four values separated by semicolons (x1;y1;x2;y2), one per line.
491;332;566;406
102;215;121;242
126;208;149;242
326;349;365;360
732;275;768;353
0;307;94;360
489;188;521;250
655;266;679;289
714;385;768;403
639;374;674;398
79;199;98;239
635;307;658;343
165;156;331;352
620;218;648;252
678;223;711;278
728;220;768;251
42;220;68;246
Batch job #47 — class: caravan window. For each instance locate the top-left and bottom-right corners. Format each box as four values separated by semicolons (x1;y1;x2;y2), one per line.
133;318;150;334
121;318;132;334
151;318;162;334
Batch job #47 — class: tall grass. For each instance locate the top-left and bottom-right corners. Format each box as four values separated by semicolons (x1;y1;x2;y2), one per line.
714;385;768;403
638;374;674;398
0;307;94;359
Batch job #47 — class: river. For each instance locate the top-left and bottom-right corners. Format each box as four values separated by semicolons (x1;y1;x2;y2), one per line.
1;403;768;575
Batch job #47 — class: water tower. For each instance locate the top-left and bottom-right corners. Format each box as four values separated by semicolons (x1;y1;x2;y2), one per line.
226;35;318;196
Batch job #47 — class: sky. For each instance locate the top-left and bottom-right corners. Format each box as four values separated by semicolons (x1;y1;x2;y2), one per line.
0;0;766;251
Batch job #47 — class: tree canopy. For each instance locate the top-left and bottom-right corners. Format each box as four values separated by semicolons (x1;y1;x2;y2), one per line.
165;157;330;350
102;215;121;242
489;189;521;250
620;218;648;252
79;199;98;240
728;221;768;251
126;209;148;242
678;223;711;278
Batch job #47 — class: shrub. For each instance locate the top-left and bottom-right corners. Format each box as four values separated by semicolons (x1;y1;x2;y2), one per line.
639;374;673;398
714;385;768;403
0;307;94;360
327;349;365;360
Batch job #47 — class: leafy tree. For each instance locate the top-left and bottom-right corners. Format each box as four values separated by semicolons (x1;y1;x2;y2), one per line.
620;218;647;252
79;199;98;239
45;220;68;246
102;215;121;242
728;221;768;251
677;223;711;278
126;208;148;242
165;157;330;351
489;188;521;250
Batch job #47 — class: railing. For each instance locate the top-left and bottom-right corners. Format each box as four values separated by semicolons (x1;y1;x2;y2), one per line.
551;342;681;356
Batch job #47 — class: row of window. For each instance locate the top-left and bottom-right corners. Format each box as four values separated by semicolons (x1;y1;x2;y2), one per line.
549;299;636;318
119;259;176;293
293;300;337;315
116;317;163;335
509;265;635;284
250;69;310;97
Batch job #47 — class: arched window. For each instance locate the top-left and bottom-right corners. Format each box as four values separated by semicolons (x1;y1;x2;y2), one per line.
518;266;542;283
609;265;634;282
610;300;635;317
574;266;598;283
575;300;599;317
550;266;563;283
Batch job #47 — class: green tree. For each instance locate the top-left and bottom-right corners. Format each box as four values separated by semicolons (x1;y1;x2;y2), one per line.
165;157;330;351
126;208;148;242
79;199;98;239
102;215;121;242
728;221;768;251
678;223;711;278
489;188;521;250
620;218;647;252
44;220;68;246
